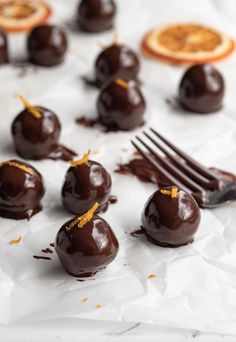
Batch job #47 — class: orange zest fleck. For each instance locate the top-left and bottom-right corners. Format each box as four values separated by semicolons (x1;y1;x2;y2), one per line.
66;202;99;231
160;186;179;198
96;304;102;309
148;274;157;279
115;78;129;89
82;297;88;303
70;150;91;167
18;95;42;119
9;236;22;245
0;161;33;175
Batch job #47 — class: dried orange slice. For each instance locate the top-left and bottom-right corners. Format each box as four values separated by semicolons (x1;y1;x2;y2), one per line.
141;23;235;65
0;0;52;33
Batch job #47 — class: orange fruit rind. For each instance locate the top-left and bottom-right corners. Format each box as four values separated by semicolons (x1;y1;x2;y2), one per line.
0;0;52;33
141;23;235;65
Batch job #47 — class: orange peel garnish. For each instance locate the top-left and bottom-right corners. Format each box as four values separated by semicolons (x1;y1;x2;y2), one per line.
9;236;22;245
115;78;129;89
160;186;179;198
66;202;99;231
148;274;157;279
141;23;235;65
0;161;33;175
0;0;52;33
18;95;41;119
96;304;102;309
70;150;91;167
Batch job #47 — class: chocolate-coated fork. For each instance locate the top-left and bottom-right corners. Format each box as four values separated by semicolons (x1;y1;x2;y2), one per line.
131;128;236;208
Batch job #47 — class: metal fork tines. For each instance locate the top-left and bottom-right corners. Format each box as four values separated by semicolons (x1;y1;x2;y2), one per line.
131;128;224;207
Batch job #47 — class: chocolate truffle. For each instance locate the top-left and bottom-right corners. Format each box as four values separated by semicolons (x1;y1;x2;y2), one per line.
178;64;224;113
27;24;68;67
142;186;200;248
78;0;116;33
0;27;8;64
95;43;140;87
0;160;45;220
97;78;145;131
11;96;76;161
62;151;112;215
55;203;119;277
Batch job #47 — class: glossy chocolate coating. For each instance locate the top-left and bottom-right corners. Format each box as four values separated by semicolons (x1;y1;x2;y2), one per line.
62;160;112;215
12;106;76;161
95;44;140;87
55;215;119;277
78;0;116;33
0;28;8;64
0;160;45;220
97;79;145;131
27;25;68;67
179;64;224;114
142;188;200;247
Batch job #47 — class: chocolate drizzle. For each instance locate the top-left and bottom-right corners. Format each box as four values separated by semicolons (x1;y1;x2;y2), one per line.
33;256;52;260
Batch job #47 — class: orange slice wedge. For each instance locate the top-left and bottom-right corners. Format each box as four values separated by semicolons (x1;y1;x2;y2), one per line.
0;0;52;33
141;23;235;65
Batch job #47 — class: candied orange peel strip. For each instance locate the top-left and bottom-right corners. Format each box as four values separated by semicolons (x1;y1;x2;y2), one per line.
66;202;99;231
160;186;179;198
18;95;41;119
115;78;129;89
70;150;91;167
148;274;157;279
9;236;22;245
0;161;33;175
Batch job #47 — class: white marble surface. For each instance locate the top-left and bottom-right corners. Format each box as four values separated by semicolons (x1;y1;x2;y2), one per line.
1;0;236;340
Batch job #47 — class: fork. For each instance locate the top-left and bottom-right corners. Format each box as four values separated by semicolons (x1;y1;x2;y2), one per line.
131;128;236;208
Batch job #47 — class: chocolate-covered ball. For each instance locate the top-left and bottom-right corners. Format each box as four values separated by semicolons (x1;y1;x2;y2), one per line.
97;78;145;131
95;43;140;87
78;0;116;33
12;100;76;161
27;24;68;67
0;160;45;220
0;28;8;64
62;158;112;215
142;187;200;248
55;212;119;277
179;64;224;114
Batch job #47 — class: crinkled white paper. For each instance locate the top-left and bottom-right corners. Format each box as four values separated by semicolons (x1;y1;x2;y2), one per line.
1;0;236;334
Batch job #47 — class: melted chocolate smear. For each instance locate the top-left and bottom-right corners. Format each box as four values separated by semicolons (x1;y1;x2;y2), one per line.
41;248;53;254
76;116;97;128
81;75;99;88
130;228;144;237
47;144;77;161
50;243;55;248
115;156;236;206
33;255;51;260
108;195;118;204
